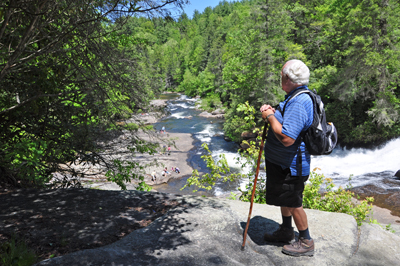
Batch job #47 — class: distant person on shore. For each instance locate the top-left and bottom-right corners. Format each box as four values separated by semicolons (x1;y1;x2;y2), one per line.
151;171;157;182
168;145;171;155
161;126;165;133
260;59;314;256
164;167;170;175
175;167;180;174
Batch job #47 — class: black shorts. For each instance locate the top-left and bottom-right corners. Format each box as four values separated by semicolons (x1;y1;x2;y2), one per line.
265;160;309;208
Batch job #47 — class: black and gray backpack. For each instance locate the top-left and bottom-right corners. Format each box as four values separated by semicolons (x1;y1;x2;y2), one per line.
279;88;338;155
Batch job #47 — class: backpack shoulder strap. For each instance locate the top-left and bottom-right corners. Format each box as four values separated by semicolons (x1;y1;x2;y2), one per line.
279;88;311;117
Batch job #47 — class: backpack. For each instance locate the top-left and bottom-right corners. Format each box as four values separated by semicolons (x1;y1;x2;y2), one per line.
279;88;338;155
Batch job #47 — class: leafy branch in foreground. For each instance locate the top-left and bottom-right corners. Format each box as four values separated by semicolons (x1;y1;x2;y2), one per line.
183;102;265;193
0;234;37;266
182;143;245;192
105;159;152;191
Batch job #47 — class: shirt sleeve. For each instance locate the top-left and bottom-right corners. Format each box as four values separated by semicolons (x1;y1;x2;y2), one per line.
281;101;309;140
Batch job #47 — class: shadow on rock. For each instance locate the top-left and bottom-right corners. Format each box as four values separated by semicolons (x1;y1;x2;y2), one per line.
241;215;285;247
0;189;180;261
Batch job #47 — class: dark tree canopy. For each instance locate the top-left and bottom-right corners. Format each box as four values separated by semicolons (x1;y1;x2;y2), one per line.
0;0;188;188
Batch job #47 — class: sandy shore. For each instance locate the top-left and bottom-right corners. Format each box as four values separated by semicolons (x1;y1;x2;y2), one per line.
82;130;198;191
139;131;198;184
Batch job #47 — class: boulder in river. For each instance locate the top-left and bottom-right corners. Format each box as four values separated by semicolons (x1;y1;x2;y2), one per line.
224;136;232;142
211;108;225;115
241;131;258;139
198;111;224;118
395;170;400;179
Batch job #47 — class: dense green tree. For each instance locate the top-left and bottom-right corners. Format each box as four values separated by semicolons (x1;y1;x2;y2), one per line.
0;0;188;188
299;0;400;145
220;0;308;141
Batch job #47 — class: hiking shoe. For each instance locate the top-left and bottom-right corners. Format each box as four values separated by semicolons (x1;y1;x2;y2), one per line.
264;225;295;243
282;237;314;257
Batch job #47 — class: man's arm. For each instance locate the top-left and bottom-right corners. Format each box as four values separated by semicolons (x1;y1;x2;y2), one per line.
260;105;295;147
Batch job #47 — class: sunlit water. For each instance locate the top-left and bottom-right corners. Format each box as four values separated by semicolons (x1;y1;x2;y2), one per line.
153;93;400;196
311;138;400;189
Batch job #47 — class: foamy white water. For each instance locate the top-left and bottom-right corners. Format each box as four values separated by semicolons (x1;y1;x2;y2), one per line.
211;150;257;196
311;137;400;188
171;102;194;109
196;124;217;143
177;94;199;102
170;112;186;119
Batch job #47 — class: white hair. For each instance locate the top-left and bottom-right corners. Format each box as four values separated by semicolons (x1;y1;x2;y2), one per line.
283;59;310;85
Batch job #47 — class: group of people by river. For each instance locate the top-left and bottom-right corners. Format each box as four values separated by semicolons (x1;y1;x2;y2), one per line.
151;166;180;182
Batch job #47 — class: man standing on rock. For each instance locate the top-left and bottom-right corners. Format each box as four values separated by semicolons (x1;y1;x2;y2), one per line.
260;59;314;256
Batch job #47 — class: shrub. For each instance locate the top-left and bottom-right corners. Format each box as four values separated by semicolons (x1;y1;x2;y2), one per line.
0;235;37;266
238;176;266;204
303;168;374;226
198;93;222;112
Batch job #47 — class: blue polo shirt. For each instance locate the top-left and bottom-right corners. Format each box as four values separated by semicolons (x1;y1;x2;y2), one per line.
264;86;313;176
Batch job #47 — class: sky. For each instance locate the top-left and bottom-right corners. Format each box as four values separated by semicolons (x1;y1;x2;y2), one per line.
181;0;234;18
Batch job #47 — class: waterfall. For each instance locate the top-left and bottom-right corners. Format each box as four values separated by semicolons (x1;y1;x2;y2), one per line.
311;138;400;189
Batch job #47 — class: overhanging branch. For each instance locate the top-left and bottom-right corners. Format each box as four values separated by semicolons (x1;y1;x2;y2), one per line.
0;92;63;116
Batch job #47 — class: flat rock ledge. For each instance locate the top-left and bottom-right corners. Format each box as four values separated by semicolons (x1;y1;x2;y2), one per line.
198;111;225;119
35;191;400;266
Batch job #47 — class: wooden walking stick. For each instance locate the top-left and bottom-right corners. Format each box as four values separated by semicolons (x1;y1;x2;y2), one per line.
241;122;268;250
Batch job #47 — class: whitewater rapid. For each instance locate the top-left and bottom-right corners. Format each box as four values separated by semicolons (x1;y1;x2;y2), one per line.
311;138;400;189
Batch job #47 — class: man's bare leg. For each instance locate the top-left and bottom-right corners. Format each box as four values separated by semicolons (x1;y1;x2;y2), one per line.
281;206;308;231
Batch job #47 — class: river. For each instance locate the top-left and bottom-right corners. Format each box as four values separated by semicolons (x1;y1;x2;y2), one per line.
152;93;400;198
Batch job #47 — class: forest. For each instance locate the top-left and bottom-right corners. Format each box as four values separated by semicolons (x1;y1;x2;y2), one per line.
140;0;400;147
1;0;400;189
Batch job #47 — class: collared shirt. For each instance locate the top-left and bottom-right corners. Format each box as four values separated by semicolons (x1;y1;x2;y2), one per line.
264;86;313;176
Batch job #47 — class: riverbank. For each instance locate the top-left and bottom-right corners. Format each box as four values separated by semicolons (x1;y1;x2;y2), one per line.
352;184;400;224
81;127;198;190
136;131;198;184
